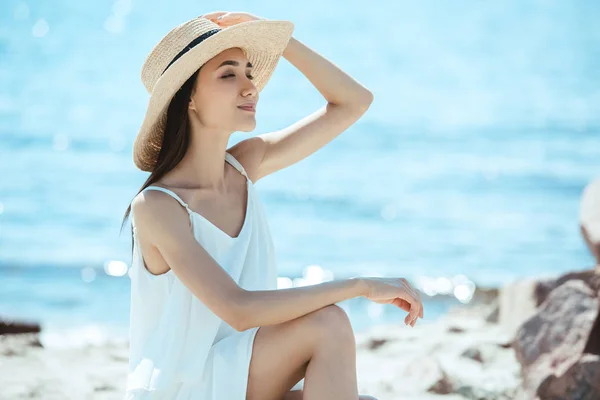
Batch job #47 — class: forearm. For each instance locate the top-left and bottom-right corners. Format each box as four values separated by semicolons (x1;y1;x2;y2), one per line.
237;278;366;330
282;36;373;106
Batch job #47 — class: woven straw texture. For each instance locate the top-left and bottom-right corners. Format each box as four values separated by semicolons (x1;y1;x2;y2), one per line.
133;17;294;172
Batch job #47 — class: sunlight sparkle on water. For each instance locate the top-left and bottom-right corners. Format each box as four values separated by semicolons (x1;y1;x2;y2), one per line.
104;260;128;277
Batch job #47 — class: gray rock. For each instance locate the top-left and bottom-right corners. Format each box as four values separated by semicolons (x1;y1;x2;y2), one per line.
0;317;41;335
484;301;499;323
426;364;455;395
535;269;600;307
537;354;600;400
513;279;599;398
498;278;539;335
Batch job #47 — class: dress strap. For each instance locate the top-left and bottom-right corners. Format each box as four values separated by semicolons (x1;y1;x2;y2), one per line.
142;186;192;214
225;152;248;179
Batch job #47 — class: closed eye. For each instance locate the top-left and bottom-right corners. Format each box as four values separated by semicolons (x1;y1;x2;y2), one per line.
222;73;254;80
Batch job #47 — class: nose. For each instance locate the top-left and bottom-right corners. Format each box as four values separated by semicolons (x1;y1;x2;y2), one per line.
241;77;258;98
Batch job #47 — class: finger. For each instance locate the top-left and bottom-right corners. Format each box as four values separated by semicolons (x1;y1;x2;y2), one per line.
414;303;422;323
392;298;411;313
397;294;419;326
408;301;420;326
405;307;418;327
216;21;238;28
410;308;419;326
201;11;228;20
408;306;418;327
203;11;227;22
217;12;243;21
400;281;423;320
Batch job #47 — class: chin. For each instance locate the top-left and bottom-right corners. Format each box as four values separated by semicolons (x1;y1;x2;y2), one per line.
237;121;257;132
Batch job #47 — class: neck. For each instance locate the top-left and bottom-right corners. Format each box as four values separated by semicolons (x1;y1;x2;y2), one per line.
164;121;234;191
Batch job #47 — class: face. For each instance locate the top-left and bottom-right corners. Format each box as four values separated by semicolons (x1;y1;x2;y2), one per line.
188;47;258;132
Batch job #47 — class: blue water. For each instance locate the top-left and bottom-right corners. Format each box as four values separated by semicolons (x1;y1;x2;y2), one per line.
1;0;599;345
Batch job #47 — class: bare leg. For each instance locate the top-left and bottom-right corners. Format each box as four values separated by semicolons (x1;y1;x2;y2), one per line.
301;305;358;400
246;305;333;400
246;326;310;399
246;305;366;400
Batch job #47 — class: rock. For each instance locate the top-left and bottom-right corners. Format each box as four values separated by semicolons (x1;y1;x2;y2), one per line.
484;301;499;323
461;347;484;363
513;279;599;398
426;365;455;395
583;303;600;355
402;356;457;395
497;341;512;349
455;384;516;400
366;338;388;350
461;342;514;365
471;286;500;305
535;268;600;306
537;354;600;400
0;317;41;335
498;278;538;336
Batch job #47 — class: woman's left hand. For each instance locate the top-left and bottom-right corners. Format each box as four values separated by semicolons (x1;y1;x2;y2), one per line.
201;11;264;28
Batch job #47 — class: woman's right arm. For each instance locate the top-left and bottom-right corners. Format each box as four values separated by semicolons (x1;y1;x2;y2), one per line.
132;191;421;332
238;277;366;330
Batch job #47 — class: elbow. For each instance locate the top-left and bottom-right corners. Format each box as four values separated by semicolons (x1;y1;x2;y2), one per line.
359;89;374;107
329;91;373;114
349;90;374;113
230;289;251;332
232;314;248;333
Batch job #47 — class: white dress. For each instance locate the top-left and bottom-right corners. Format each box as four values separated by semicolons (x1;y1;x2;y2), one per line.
125;152;304;399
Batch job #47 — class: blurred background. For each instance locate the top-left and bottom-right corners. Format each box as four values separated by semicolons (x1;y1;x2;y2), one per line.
1;0;599;349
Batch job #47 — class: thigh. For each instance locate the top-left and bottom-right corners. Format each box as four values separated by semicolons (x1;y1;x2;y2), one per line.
245;305;349;400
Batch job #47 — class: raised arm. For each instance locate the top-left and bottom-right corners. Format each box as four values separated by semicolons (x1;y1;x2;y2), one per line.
228;33;373;182
132;191;367;332
253;36;373;180
247;37;373;180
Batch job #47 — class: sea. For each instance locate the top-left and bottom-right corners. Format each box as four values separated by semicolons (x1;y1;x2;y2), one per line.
1;0;599;348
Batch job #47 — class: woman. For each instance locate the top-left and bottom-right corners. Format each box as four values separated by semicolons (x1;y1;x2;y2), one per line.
121;11;423;400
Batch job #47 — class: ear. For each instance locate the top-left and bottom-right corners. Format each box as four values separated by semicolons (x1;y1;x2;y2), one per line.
188;96;197;111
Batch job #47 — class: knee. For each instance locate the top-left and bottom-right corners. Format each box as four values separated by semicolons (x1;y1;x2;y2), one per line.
309;305;354;342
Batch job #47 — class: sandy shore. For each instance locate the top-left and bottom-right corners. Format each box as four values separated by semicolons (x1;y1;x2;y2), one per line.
0;300;520;400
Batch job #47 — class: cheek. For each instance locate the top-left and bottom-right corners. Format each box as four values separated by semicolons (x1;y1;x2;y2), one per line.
196;91;235;121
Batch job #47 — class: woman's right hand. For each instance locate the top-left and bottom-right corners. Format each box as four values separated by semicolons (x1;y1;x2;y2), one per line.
360;277;424;327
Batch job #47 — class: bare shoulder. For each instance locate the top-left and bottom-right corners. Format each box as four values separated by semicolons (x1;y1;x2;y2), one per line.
228;137;267;183
131;189;191;242
129;187;248;330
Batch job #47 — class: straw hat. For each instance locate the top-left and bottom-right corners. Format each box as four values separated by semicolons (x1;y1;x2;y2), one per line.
133;16;294;172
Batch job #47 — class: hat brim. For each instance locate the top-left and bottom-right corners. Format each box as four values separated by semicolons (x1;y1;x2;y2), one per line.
133;19;294;172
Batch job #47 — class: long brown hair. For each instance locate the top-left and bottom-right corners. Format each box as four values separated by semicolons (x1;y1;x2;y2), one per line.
119;68;201;257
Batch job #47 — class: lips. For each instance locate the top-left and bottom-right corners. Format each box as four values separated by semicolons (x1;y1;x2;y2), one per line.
237;103;256;112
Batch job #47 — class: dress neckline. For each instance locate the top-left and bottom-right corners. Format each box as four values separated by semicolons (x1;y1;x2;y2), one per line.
190;178;252;240
144;154;252;241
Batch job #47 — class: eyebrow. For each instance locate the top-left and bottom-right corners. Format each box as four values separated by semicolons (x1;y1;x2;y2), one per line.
217;60;253;69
